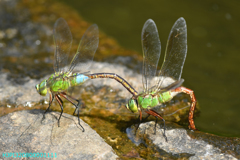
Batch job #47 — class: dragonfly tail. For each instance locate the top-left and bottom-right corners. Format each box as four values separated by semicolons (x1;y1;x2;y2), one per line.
88;73;138;96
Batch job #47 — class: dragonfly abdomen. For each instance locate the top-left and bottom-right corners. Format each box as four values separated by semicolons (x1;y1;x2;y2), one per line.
88;73;138;96
158;91;172;104
67;74;89;89
72;73;89;86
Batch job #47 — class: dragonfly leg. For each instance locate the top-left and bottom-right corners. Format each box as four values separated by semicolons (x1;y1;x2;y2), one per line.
45;92;54;114
55;94;64;127
59;92;79;115
76;101;85;132
172;87;197;130
145;109;167;142
42;92;55;123
59;92;85;132
136;111;152;131
135;109;143;133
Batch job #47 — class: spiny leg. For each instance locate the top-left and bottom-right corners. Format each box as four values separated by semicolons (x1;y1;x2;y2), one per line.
59;92;78;113
60;92;82;116
172;87;197;130
59;92;85;132
55;94;64;127
145;109;167;142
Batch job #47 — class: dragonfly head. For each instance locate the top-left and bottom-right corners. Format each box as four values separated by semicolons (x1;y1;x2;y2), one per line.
35;80;47;96
125;98;138;113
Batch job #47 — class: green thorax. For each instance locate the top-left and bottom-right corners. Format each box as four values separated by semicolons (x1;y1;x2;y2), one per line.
47;72;89;93
137;91;172;109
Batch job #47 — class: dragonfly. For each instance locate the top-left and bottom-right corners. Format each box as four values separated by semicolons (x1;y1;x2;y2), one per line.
125;17;197;139
35;18;137;131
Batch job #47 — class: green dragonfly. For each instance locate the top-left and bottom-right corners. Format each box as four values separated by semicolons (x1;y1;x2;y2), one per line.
35;18;137;131
125;17;197;139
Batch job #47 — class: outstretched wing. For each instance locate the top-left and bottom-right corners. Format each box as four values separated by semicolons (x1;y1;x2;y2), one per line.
156;17;187;91
141;19;161;93
68;24;99;73
53;18;72;73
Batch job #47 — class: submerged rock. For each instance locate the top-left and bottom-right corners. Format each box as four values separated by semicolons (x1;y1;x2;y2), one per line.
0;109;118;160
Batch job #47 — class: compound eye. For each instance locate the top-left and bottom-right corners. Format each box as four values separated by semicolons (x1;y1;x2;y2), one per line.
128;99;138;113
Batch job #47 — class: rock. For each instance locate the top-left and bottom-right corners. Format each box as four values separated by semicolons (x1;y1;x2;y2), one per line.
0;110;118;160
126;121;239;159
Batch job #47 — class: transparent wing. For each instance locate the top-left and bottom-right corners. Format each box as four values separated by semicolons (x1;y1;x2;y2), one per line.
141;19;161;93
156;79;184;94
53;18;72;73
68;24;99;73
156;17;187;91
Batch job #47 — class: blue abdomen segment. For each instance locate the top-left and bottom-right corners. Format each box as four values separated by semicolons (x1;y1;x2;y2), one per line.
76;74;89;84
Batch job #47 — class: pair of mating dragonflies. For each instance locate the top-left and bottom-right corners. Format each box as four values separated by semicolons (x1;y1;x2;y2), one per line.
36;17;197;139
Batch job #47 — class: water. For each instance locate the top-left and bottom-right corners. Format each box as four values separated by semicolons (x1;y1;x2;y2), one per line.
57;0;240;137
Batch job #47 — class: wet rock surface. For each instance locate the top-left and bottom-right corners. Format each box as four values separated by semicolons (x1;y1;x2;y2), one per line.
0;109;118;159
127;121;239;159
